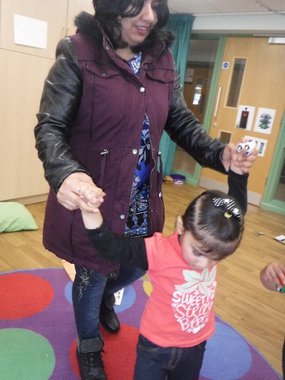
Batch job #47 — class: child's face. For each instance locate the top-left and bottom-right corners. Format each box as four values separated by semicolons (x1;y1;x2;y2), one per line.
180;231;218;270
176;216;219;271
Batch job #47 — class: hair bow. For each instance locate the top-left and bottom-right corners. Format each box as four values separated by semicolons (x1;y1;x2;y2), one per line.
212;197;241;220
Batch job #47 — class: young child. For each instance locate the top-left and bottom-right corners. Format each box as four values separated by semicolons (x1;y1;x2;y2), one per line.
78;166;248;380
260;262;285;378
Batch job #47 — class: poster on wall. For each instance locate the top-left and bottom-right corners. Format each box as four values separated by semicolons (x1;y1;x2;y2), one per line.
184;68;194;83
244;135;268;157
235;105;255;130
14;14;47;49
253;107;276;134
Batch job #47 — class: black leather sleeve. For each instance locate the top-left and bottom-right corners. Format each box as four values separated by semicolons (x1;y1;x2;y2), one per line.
86;223;149;271
228;169;248;214
165;72;227;174
34;37;89;193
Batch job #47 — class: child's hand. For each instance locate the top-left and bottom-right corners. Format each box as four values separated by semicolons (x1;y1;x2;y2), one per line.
77;181;104;229
260;262;285;291
229;143;243;175
77;181;105;213
228;141;246;175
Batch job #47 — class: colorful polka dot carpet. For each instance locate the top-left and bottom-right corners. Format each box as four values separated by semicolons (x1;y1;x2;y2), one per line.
0;268;282;380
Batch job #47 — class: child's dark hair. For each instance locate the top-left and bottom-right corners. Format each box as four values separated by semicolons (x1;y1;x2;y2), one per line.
92;0;174;51
182;190;244;260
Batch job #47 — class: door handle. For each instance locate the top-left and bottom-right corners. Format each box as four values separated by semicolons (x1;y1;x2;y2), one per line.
214;85;223;120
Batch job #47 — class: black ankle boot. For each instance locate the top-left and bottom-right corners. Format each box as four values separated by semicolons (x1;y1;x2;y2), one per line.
100;297;120;334
77;337;107;380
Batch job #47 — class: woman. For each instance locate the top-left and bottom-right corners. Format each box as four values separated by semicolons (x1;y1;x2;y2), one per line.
34;1;256;379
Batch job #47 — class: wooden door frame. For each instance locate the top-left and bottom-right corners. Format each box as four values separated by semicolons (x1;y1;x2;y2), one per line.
186;35;285;216
176;35;227;186
261;112;285;216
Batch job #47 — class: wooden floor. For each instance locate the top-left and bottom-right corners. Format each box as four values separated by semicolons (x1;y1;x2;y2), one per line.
0;182;284;376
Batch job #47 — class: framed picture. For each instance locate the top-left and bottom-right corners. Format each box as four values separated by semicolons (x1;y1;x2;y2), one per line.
235;105;255;131
244;135;268;157
253;107;276;135
184;68;194;83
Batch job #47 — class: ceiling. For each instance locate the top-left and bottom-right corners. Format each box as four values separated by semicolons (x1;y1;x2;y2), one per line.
168;0;285;16
167;1;285;60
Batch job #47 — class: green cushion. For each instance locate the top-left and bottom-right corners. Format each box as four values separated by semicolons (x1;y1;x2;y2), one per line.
0;202;38;233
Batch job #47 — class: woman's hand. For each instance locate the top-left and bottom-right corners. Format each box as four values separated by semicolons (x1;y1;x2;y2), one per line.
57;172;105;212
77;181;105;212
222;142;258;174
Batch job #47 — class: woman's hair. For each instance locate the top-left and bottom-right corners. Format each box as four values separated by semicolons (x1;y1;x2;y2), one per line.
92;0;174;51
182;190;245;260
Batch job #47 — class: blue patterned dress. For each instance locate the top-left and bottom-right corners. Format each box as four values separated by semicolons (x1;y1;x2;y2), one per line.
124;53;151;237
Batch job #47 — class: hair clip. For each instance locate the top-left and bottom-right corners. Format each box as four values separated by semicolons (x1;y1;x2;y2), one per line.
213;197;241;220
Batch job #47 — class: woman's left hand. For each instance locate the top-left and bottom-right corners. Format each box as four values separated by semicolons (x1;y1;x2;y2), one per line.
77;181;105;212
222;142;258;174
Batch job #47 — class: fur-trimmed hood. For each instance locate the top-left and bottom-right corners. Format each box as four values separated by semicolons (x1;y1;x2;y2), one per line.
74;11;103;43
